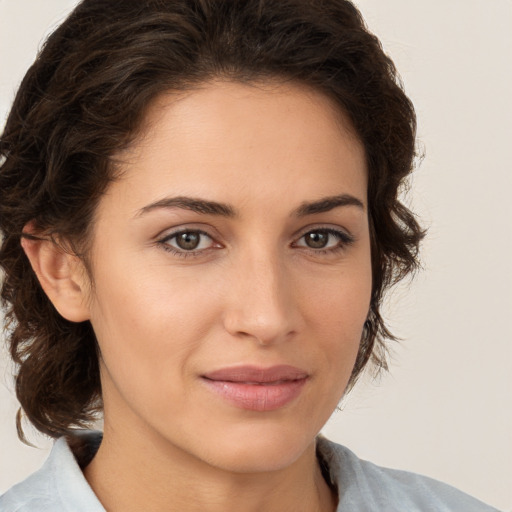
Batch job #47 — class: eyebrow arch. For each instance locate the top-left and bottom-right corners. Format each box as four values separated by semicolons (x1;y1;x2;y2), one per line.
136;196;236;218
293;194;365;216
136;193;364;219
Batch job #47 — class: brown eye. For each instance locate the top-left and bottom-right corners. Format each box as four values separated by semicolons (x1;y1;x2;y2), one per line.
295;228;354;253
175;232;201;250
304;231;329;249
161;229;216;253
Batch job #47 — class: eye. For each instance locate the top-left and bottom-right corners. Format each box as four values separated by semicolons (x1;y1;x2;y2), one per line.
302;231;332;249
159;229;217;254
294;228;354;252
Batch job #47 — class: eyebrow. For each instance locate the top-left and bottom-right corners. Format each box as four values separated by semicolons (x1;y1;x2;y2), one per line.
136;193;364;218
293;194;365;216
136;196;236;218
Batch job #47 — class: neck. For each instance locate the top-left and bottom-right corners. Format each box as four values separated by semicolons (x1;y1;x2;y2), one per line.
83;422;336;512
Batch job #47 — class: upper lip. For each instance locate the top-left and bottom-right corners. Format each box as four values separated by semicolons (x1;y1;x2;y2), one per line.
202;365;309;383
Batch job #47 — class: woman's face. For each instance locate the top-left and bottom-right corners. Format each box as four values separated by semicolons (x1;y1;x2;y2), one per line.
84;80;371;472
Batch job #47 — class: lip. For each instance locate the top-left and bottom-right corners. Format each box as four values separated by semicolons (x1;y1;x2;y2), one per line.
201;365;309;412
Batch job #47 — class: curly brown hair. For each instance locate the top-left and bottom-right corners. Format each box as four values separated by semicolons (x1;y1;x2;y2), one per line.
0;0;424;440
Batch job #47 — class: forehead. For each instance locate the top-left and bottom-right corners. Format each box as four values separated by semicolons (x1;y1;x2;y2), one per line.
139;79;360;139
104;80;367;218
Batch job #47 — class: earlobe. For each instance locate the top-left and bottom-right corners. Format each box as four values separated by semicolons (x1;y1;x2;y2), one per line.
21;227;91;323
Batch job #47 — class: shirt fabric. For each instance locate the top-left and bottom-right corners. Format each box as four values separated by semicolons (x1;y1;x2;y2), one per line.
0;431;501;511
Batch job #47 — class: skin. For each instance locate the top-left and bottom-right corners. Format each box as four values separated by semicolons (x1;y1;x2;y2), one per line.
24;80;371;512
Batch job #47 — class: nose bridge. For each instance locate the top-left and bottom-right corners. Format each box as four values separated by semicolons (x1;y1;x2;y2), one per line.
223;242;296;345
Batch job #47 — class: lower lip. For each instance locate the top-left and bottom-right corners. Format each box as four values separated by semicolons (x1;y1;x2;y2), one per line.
201;378;307;412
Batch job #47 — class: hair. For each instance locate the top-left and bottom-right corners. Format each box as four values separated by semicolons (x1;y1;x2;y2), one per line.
0;0;424;440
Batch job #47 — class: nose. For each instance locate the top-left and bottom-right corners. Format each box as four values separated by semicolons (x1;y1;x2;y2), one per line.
222;249;299;346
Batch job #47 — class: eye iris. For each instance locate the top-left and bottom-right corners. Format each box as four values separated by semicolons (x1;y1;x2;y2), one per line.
176;232;200;250
305;231;329;249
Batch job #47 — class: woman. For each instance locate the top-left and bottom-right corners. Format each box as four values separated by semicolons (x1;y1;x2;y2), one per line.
0;0;501;510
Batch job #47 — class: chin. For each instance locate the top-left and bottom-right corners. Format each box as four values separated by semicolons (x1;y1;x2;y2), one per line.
189;421;318;474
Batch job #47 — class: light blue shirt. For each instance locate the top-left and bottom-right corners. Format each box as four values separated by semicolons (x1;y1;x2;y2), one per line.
0;432;501;511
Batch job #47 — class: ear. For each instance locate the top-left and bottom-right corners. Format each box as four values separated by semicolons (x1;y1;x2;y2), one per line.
21;225;91;323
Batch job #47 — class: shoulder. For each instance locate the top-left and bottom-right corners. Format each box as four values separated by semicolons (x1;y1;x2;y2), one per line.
317;437;501;512
0;475;55;512
0;432;104;512
0;438;65;512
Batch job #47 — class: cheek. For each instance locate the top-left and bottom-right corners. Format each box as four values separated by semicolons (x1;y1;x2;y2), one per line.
301;261;372;331
300;262;372;368
88;261;225;384
287;270;371;430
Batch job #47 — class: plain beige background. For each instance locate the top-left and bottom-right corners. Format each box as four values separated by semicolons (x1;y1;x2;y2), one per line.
1;1;511;510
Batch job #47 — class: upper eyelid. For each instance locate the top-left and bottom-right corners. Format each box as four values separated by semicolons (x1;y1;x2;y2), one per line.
159;229;218;248
160;228;211;239
293;228;354;247
157;224;350;236
155;224;354;247
156;224;219;242
297;227;350;238
292;224;353;240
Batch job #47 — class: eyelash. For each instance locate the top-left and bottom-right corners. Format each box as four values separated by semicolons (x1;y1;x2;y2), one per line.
158;228;217;259
157;227;355;258
293;228;355;255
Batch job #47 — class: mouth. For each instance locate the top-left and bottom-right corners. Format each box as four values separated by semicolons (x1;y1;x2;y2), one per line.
201;365;309;412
